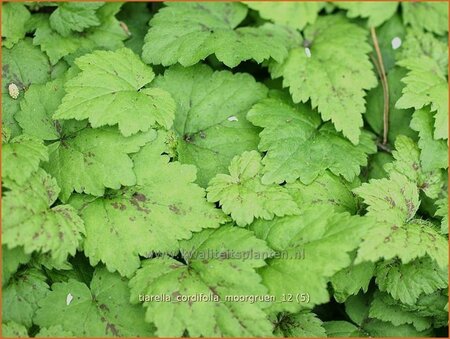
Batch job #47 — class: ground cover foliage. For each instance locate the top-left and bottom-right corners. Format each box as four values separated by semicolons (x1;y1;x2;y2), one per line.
1;1;449;338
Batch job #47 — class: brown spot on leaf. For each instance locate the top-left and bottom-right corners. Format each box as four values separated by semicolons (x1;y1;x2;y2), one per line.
106;323;119;336
133;192;146;202
130;194;150;214
384;196;396;207
169;204;183;215
111;202;126;211
99;304;110;312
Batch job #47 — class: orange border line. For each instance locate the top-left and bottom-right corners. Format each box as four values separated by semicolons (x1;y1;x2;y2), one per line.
0;1;448;339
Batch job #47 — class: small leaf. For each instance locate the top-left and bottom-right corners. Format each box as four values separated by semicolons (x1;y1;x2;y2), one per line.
207;150;299;226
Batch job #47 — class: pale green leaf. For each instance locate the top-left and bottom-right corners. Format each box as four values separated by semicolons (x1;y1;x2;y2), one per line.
1;3;31;48
402;290;448;328
33;7;127;65
369;292;432;331
273;311;327;337
285;172;358;214
44;127;155;201
402;2;448;35
2;268;49;328
435;196;448;235
16;77;88;141
142;2;290;67
2;246;30;286
2;322;29;338
385;135;444;199
129;226;273;337
2;39;50;89
354;173;448;268
410;108;448;171
153;64;267;187
245;2;324;30
269;15;377;144
2;135;48;186
252;206;372;312
363;319;433;337
49;2;103;37
2;38;51;138
396;57;448;140
247;97;376;185
336;1;399;27
54;48;175;136
398;29;448;76
36;325;75;338
34;267;154;337
331;259;375;303
74;132;226;277
376;257;448;305
354;172;419;225
323;321;364;337
2;168;85;264
207;150;299;226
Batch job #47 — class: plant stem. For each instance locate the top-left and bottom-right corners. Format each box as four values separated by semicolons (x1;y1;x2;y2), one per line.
370;26;389;145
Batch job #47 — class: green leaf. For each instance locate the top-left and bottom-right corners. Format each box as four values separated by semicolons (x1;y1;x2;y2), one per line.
1;3;31;48
207;150;299;226
2;135;48;186
410;108;448;171
16;77;86;141
385;135;444;199
2;268;49;328
49;2;103;37
2;168;85;264
363;319;433;337
34;267;154;337
369;292;432;331
252;206;372;312
285;172;358;214
153;64;266;187
397;29;448;76
323;321;364;337
36;325;75;338
73;132;226;277
396;57;448;140
2;38;51;89
129;225;273;337
336;1;398;27
269;15;377;144
44;127;155;201
2;38;51;138
331;259;375;303
354;173;448;268
247;97;376;185
33;6;127;65
245;2;324;30
402;290;448;327
53;48;175;136
2;246;31;286
142;2;289;67
376;257;448;305
273;311;327;337
344;293;371;326
402;2;448;35
117;2;151;55
435;196;448;235
2;322;29;338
